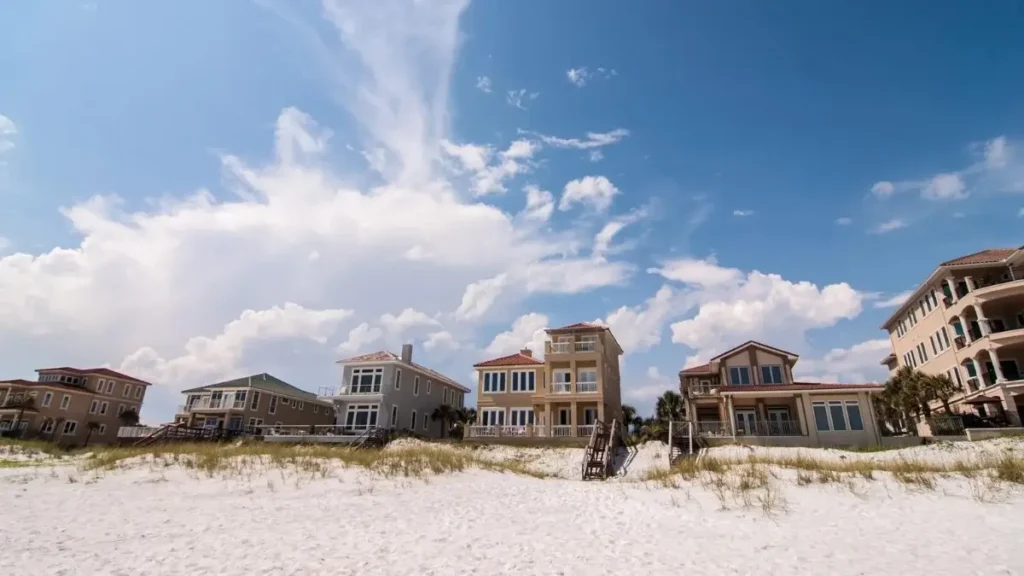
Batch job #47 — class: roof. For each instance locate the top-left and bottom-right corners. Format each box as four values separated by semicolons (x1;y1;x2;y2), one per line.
0;379;99;394
546;321;605;333
710;340;798;362
35;367;152;386
719;382;883;394
181;373;327;403
680;363;712;375
336;351;471;393
473;352;544;368
880;246;1024;329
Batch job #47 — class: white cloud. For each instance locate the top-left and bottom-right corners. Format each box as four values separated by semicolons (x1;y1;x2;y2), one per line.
0;114;16;155
439;140;492;173
732;209;754;217
872;290;913;309
592;207;646;260
121;303;352;389
794;339;891;384
525;128;629;150
871;181;895;197
475;75;492;94
559;175;619;212
440;138;537;196
521;185;554;222
379;308;440;335
0;0;641;420
871;218;908;234
567;67;589;87
337;322;384;355
604;285;678;354
835;217;852;226
985;136;1008;169
657;258;864;358
588;150;603;163
0;237;9;252
626;365;675;405
423;330;459;351
1019;207;1024;217
922;173;968;201
506;89;538;110
485;312;549;358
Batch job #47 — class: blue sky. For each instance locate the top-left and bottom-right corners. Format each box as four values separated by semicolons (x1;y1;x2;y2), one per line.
1;0;1022;422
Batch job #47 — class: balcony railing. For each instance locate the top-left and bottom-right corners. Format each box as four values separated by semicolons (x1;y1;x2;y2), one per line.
180;397;232;411
551;425;572;437
547;341;599;354
466;425;569;438
577;381;598;393
687;383;718;397
735;419;803;437
577;425;596;437
694;421;731;436
552;382;572;394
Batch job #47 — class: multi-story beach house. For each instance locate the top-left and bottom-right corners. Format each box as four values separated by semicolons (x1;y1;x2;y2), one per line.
879;247;1024;427
173;373;335;432
321;344;470;438
468;322;624;442
0;366;151;447
679;340;885;448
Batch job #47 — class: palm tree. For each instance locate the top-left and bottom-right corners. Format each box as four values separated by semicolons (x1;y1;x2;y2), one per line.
920;373;957;414
83;422;101;447
431;405;456;438
655;391;685;423
621;404;637;433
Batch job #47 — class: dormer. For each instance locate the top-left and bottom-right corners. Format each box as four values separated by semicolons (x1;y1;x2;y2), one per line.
679;341;799;396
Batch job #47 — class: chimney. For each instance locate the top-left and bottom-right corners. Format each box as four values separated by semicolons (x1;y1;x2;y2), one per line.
520;348;533;358
401;343;413;363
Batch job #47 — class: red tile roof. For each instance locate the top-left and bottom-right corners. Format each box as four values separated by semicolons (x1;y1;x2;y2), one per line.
546;321;605;333
680;363;712;375
473;352;543;368
35;367;152;386
941;247;1021;267
720;382;883;393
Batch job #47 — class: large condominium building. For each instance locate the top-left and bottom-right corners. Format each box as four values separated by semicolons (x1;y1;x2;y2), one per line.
0;367;151;447
468;322;624;441
880;247;1024;425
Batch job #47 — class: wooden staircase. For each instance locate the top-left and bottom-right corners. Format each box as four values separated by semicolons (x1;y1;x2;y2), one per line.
668;420;705;463
133;423;243;447
581;419;620;481
350;427;391;449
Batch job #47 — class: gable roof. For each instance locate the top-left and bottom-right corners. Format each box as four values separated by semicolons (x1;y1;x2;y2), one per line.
709;340;798;362
679;363;712;375
35;367;152;386
181;373;326;402
336;351;471;393
545;321;624;355
881;246;1024;329
473;352;544;368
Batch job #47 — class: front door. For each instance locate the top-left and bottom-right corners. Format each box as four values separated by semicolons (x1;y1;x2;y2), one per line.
735;410;757;435
583;408;597;425
766;409;791;435
558;408;570;425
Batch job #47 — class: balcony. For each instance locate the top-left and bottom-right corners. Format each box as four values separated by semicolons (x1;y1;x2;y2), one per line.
179;397;233;412
318;385;382;397
546;340;599;355
577;381;598;393
552;382;572;394
686;383;718;397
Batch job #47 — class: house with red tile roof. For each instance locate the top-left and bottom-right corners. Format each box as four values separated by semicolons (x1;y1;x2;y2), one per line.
878;246;1024;431
466;322;624;443
679;340;885;448
0;366;152;447
323;344;471;438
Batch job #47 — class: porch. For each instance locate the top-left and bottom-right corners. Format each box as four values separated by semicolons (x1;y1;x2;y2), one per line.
468;402;605;441
691;397;804;439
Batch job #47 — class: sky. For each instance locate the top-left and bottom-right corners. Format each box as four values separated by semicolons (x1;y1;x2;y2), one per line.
1;0;1023;423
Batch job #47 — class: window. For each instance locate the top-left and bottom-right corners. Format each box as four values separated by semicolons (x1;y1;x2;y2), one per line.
829;403;848;431
117;404;126;416
940;327;950;348
345;404;379;430
60;395;70;410
97;379;106;392
511;371;536;392
552;370;571;392
100;401;108;415
313;404;319;414
106;381;115;394
297;401;305;410
391;405;400;428
269;395;278;415
509;408;535;426
949;367;963;388
908;309;918;326
845;402;864;431
122;384;131;397
813;403;830;432
426;380;432;395
394;368;402;390
350;368;384;393
728;366;751;385
812;401;863;432
250;391;261;410
760;365;783;385
89;400;99;415
41;392;53;407
134;387;142;399
279;397;290;407
578;369;598;392
930;335;938;355
413;376;420;396
423;413;429;431
411;410;417;430
98;424;107;435
916;343;928;364
40;420;55;434
480;408;505;426
443;388;450;404
62;421;78;436
482;372;507;393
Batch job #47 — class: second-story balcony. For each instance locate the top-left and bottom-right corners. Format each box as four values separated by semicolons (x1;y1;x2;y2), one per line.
547;340;599;355
552;382;572;394
318;385;382;397
686;382;718;397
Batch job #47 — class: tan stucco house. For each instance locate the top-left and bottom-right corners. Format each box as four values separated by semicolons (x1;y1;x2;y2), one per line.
680;341;884;448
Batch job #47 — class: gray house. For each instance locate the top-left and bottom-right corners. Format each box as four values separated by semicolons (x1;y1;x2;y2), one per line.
322;344;469;438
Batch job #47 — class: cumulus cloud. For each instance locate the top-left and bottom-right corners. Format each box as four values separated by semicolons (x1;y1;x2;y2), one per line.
521;185;554;222
559;175;619;212
922;173;968;201
871;218;908;234
337;322;384;355
871;181;895;197
604;285;678;354
872;290;913;309
475;75;492;93
485;312;549;358
794;339;892;384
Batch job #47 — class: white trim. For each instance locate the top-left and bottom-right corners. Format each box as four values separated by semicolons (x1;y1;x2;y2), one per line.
413;376;420;396
482;371;507;393
89;400;99;415
40;419;55;434
134;387;142;399
99;401;108;415
511;370;537;393
411;409;417;431
391;404;400;428
728;366;751;385
105;381;114;394
97;424;106;435
122;384;131;397
480;407;505;426
268;395;278;415
59;395;71;410
811;400;865;432
426;380;432;395
759;365;784;385
394;368;402;390
422;412;429;431
509;408;535;426
250;391;261;410
61;420;78;436
349;367;385;394
41;392;53;407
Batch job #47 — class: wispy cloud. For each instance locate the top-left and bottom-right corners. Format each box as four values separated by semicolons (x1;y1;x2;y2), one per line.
873;290;914;309
520;128;629;149
506;89;539;110
871;218;908;234
0;114;17;155
835;217;852;225
566;66;617;87
732;209;754;217
475;76;492;93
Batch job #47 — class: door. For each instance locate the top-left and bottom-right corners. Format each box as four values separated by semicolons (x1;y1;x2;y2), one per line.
734;410;757;435
1000;361;1020;381
583;408;597;425
766;409;791;435
558;408;570;425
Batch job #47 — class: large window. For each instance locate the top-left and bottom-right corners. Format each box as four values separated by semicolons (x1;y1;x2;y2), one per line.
812;401;865;432
61;421;78;436
511;371;536;392
578;369;598;392
483;372;506;393
268;395;278;415
728;366;751;386
553;370;571;393
760;365;783;385
480;408;505;426
350;367;384;394
345;404;379;431
250;391;261;410
509;409;534;426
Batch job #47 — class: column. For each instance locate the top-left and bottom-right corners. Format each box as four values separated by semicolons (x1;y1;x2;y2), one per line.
726;396;736;439
545;402;552;437
971;358;985;387
989;349;1007;383
972;304;990;336
860;392;882;447
794;398;808;436
998;385;1021;426
570;400;578;436
945;277;958;304
964;276;976;292
597;402;605;422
